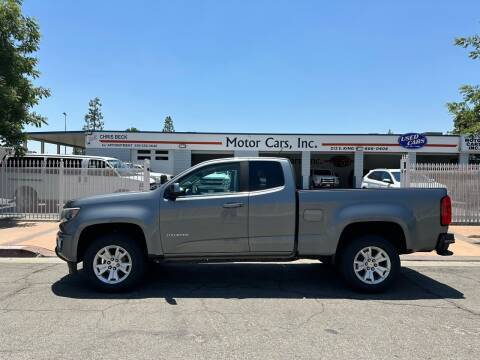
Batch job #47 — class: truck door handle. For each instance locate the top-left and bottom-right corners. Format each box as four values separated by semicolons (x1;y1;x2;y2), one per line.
223;202;244;208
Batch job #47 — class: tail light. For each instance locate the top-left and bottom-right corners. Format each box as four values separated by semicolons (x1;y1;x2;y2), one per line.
441;195;452;226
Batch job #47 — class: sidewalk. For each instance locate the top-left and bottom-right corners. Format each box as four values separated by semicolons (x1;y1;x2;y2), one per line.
0;220;479;258
0;220;58;256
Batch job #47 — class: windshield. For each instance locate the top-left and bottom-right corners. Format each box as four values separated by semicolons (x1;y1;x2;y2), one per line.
107;159;128;169
313;170;332;176
391;171;401;182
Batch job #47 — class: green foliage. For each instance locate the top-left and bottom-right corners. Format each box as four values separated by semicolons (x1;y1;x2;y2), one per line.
454;35;480;60
162;116;174;132
125;127;139;132
82;97;104;131
0;0;51;154
447;85;480;135
447;31;480;134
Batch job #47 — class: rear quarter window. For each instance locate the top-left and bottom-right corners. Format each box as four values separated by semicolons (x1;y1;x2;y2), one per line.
249;161;285;191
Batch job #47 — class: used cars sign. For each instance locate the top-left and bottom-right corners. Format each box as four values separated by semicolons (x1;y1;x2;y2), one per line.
398;133;427;149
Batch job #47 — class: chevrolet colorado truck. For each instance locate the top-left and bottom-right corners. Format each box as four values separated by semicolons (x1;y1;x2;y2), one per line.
56;157;454;292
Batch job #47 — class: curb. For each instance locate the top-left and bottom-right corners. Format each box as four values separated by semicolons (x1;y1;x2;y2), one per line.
0;245;56;258
401;255;480;262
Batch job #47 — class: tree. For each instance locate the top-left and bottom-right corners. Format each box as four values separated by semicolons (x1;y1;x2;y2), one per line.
0;0;51;154
448;85;480;134
455;34;480;60
448;32;480;135
162;116;174;132
125;127;139;132
82;97;104;132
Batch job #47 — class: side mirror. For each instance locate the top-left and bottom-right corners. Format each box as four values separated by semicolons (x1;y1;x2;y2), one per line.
382;178;393;184
166;182;183;199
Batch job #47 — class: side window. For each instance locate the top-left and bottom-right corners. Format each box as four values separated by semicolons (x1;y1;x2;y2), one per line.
379;171;392;182
63;158;82;175
368;171;380;181
46;158;61;174
249;161;284;191
88;160;115;176
177;162;241;197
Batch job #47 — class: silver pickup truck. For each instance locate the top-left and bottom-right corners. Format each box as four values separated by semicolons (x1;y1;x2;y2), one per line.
56;157;454;293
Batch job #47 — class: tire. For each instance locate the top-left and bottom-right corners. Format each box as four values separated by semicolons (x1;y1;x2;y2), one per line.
83;233;146;292
339;235;400;293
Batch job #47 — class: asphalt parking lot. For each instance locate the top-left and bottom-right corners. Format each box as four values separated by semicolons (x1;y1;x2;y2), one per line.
0;259;479;360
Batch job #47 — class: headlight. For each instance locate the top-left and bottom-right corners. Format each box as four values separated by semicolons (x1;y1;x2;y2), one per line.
61;207;80;222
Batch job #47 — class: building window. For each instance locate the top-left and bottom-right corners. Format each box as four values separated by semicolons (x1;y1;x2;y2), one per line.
155;156;168;161
137;156;151;160
138;150;151;154
155;150;168;155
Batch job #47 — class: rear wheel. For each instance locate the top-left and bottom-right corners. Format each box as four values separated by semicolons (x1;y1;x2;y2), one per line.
339;235;400;292
83;234;146;292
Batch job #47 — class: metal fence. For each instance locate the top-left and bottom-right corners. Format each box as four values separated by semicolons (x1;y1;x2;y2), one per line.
400;155;480;224
0;158;154;220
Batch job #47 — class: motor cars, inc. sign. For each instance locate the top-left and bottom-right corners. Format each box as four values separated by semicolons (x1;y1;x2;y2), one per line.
463;135;480;152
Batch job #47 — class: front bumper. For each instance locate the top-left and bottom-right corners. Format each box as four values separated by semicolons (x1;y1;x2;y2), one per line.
55;231;76;263
436;233;455;256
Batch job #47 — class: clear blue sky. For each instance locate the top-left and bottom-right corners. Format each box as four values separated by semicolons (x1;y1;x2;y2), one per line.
24;0;480;136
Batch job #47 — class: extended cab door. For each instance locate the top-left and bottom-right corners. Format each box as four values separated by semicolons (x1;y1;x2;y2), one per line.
248;160;296;253
160;161;249;254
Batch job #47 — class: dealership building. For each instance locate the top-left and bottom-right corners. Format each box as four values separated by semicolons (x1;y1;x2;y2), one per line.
27;131;480;189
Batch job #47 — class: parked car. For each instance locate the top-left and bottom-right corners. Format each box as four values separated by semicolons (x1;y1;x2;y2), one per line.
362;169;446;189
124;162;173;185
311;169;340;188
56;157;453;293
362;169;401;188
0;154;156;213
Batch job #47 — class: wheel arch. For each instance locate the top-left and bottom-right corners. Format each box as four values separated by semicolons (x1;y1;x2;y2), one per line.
77;222;147;262
335;221;407;263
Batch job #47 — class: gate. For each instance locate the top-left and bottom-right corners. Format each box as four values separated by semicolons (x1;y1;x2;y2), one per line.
0;158;153;220
400;155;480;224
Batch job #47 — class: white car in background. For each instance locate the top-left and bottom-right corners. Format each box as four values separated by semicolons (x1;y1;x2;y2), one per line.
362;169;401;188
362;169;446;189
0;154;157;213
311;169;340;188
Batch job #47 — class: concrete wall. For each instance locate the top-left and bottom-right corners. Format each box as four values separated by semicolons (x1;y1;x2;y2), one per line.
172;149;191;175
86;148;133;162
234;150;259;157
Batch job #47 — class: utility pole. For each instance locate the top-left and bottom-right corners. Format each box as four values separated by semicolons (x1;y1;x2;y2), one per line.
63;112;67;154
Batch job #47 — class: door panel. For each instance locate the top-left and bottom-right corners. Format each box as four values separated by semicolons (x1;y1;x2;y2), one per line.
160;161;249;254
248;160;296;253
248;188;295;252
160;193;249;254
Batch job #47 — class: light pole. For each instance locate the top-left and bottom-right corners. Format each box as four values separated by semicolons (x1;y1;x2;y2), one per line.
63;112;67;154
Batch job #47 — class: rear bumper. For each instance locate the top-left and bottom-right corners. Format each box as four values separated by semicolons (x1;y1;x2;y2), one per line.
436;233;455;256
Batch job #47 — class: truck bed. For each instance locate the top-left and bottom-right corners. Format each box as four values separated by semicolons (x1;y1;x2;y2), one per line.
297;188;448;256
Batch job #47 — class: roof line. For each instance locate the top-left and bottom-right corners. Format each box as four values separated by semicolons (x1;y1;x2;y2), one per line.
26;130;460;137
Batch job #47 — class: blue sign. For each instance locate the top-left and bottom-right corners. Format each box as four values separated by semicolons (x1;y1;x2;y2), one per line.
398;133;427;149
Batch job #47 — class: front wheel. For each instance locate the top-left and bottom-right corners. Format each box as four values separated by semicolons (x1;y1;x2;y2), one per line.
83;234;146;292
339;236;400;293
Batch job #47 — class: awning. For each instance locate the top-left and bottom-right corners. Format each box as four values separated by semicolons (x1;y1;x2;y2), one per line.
26;131;86;148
